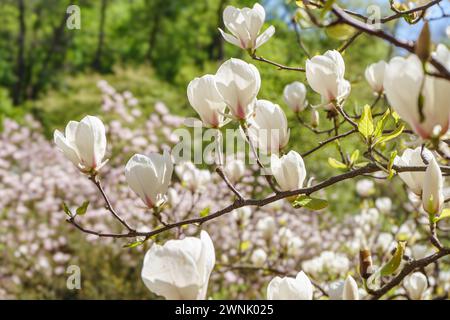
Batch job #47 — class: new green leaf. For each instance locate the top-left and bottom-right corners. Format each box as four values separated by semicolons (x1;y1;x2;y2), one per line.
293;195;328;211
328;157;347;169
76;201;89;216
380;241;406;276
358;105;374;140
62;202;72;217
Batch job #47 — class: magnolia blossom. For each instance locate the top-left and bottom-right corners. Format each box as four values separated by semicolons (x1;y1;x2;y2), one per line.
175;161;211;191
311;109;320;128
375;197;392;214
187;75;226;128
365;61;387;94
251;248;267;268
54;115;107;172
125;151;173;208
232;207;252;225
215;58;261;120
224;158;245;183
219;3;275;51
394;147;434;195
355;179;375;197
328;276;360;300
283;82;308;112
267;271;313;300
141;231;215;300
404;272;428;300
256;216;276;239
247;100;290;153
384;50;450;139
306;50;351;107
270;151;306;191
422;157;444;215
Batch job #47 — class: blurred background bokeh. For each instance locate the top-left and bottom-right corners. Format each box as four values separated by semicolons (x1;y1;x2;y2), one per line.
0;0;448;299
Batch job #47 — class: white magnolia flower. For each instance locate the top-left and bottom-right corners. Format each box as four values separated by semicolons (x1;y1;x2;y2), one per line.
215;58;261;120
167;188;180;207
141;230;215;300
224;158;245;183
270;151;306;191
251;248;267;268
232;207;252;225
175;161;211;191
411;244;433;260
375;197;392;214
256;216;276;239
384;51;450;139
247;100;290;153
306;50;351;106
328;275;359;300
422;157;444;215
278;227;293;248
283;81;308;112
375;232;395;252
286;236;303;256
404;272;428;300
394;146;434;195
355;179;375;197
125;151;173;208
365;61;387;94
54;115;107;172
187;74;226;128
219;3;275;51
267;271;313;300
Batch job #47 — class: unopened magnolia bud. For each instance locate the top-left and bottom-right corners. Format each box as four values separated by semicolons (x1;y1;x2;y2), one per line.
359;248;374;280
311;110;320;128
415;22;431;62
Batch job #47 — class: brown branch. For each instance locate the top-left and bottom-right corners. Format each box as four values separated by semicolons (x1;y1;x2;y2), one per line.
301;129;357;158
216;166;244;201
89;174;135;232
369;248;450;300
251;53;305;72
67;161;450;244
330;4;450;80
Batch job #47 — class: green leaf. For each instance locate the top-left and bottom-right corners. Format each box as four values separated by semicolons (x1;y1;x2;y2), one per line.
199;207;210;218
350;150;360;164
292;195;329;211
123;239;145;248
388;150;397;179
391;111;400;124
374;124;404;146
325;23;355;40
380;241;406;276
353;161;369;168
328;157;347;169
358;105;374;140
434;208;450;223
374;109;390;138
62;202;72;217
321;0;336;17
76;201;89;216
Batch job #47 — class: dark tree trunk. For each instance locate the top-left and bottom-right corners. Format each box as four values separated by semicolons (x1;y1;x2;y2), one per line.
31;8;70;99
209;0;227;61
92;0;108;71
13;0;26;105
146;0;163;63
